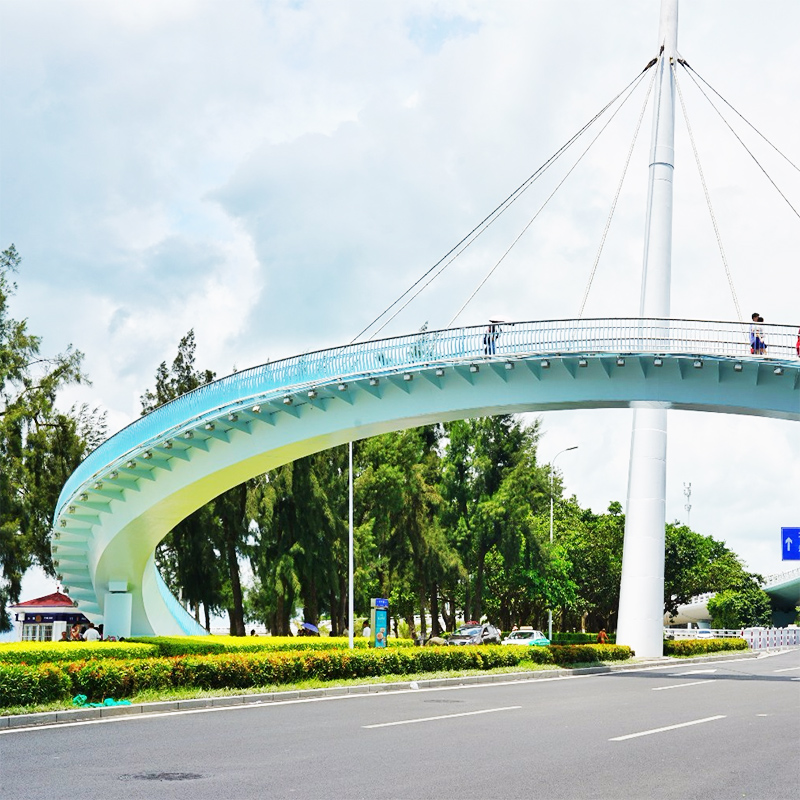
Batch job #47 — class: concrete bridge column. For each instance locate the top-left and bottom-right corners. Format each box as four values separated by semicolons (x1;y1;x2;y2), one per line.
104;581;133;640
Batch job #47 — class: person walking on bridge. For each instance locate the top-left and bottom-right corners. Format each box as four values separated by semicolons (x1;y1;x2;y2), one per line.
749;312;759;354
483;321;501;355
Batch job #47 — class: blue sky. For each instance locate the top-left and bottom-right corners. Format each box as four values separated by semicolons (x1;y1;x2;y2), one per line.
1;1;798;608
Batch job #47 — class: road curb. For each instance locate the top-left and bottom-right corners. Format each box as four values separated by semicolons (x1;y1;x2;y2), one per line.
0;647;784;731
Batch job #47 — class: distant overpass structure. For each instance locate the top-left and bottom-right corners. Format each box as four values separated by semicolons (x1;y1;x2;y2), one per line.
50;317;800;639
666;567;800;627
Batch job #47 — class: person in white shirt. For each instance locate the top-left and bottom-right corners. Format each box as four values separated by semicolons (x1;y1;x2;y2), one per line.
83;622;101;641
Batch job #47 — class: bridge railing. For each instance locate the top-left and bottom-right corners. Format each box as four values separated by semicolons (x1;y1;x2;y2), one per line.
55;317;798;518
762;566;800;588
664;628;743;639
664;627;800;648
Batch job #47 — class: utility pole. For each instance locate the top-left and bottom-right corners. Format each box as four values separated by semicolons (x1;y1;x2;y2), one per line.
684;482;692;527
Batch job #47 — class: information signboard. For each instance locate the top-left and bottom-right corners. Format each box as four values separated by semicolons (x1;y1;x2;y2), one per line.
370;598;389;647
781;527;800;561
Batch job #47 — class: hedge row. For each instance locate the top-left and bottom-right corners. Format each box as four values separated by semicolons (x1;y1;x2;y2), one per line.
0;643;633;708
548;644;632;663
550;632;617;645
0;637;415;666
124;636;416;657
0;663;73;706
0;646;517;706
663;638;747;657
0;641;158;665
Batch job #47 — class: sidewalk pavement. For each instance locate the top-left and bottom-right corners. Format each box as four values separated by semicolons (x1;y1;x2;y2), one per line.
1;647;784;731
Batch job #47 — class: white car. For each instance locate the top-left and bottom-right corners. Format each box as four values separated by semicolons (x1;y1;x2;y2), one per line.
502;629;550;646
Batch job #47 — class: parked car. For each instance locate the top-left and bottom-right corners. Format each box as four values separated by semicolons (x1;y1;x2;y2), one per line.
447;623;502;645
502;628;550;647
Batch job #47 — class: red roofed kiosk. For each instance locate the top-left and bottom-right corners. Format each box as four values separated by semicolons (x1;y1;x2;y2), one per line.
8;590;91;642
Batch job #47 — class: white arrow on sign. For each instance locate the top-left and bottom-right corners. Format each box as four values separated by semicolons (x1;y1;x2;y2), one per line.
786;537;794;550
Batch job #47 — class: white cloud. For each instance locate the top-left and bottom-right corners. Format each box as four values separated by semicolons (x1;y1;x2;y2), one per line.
1;0;798;587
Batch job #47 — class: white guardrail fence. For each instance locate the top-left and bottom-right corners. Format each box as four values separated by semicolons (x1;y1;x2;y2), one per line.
665;627;800;649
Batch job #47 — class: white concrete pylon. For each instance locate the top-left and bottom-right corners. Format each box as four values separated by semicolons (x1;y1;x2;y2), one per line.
617;0;678;658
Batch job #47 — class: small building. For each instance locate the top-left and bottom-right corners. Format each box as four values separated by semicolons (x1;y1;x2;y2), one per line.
8;590;91;642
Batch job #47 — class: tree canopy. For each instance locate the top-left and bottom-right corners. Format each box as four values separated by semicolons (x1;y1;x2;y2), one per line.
1;245;102;631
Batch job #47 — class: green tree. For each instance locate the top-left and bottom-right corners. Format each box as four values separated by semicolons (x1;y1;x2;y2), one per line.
356;426;455;640
141;330;245;632
663;524;756;618
479;437;564;630
560;502;625;632
440;415;547;625
707;585;772;628
246;464;303;635
1;245;95;630
247;446;351;635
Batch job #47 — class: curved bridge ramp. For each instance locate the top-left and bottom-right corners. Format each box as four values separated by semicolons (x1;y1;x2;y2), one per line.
52;318;800;637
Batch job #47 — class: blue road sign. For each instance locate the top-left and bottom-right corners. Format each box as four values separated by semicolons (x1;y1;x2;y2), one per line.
781;527;800;561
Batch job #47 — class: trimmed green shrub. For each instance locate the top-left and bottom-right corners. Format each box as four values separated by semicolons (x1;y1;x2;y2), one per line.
0;640;632;709
0;662;72;707
663;638;747;657
124;635;415;657
524;647;555;665
0;641;158;665
549;644;632;664
551;632;617;645
66;659;137;699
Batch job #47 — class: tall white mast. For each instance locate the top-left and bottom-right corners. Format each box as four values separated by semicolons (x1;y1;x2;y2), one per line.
616;0;678;658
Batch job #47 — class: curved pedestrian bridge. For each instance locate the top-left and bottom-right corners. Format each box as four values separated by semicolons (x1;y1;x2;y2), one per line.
52;318;800;637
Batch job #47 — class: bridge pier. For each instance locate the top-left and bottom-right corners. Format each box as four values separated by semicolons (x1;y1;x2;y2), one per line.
617;0;678;658
103;582;133;640
617;406;668;657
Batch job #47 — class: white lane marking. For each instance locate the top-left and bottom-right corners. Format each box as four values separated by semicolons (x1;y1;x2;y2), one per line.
652;680;712;691
363;706;521;729
610;715;726;741
673;669;717;675
773;665;800;673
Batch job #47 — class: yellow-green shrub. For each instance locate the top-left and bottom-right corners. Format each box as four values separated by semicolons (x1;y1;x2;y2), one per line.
663;638;747;657
0;662;72;707
0;641;158;665
549;644;633;664
0;641;633;709
125;635;415;657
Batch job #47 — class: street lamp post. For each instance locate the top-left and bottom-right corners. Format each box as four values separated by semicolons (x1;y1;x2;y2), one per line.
548;446;578;642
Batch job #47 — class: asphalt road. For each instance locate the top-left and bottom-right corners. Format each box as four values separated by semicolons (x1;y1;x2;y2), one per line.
2;650;798;800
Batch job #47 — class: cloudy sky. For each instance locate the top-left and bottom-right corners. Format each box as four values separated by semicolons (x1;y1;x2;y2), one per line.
2;0;798;606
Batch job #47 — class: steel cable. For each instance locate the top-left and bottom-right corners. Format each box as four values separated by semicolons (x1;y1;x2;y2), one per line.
351;63;657;343
673;63;744;324
448;67;653;327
